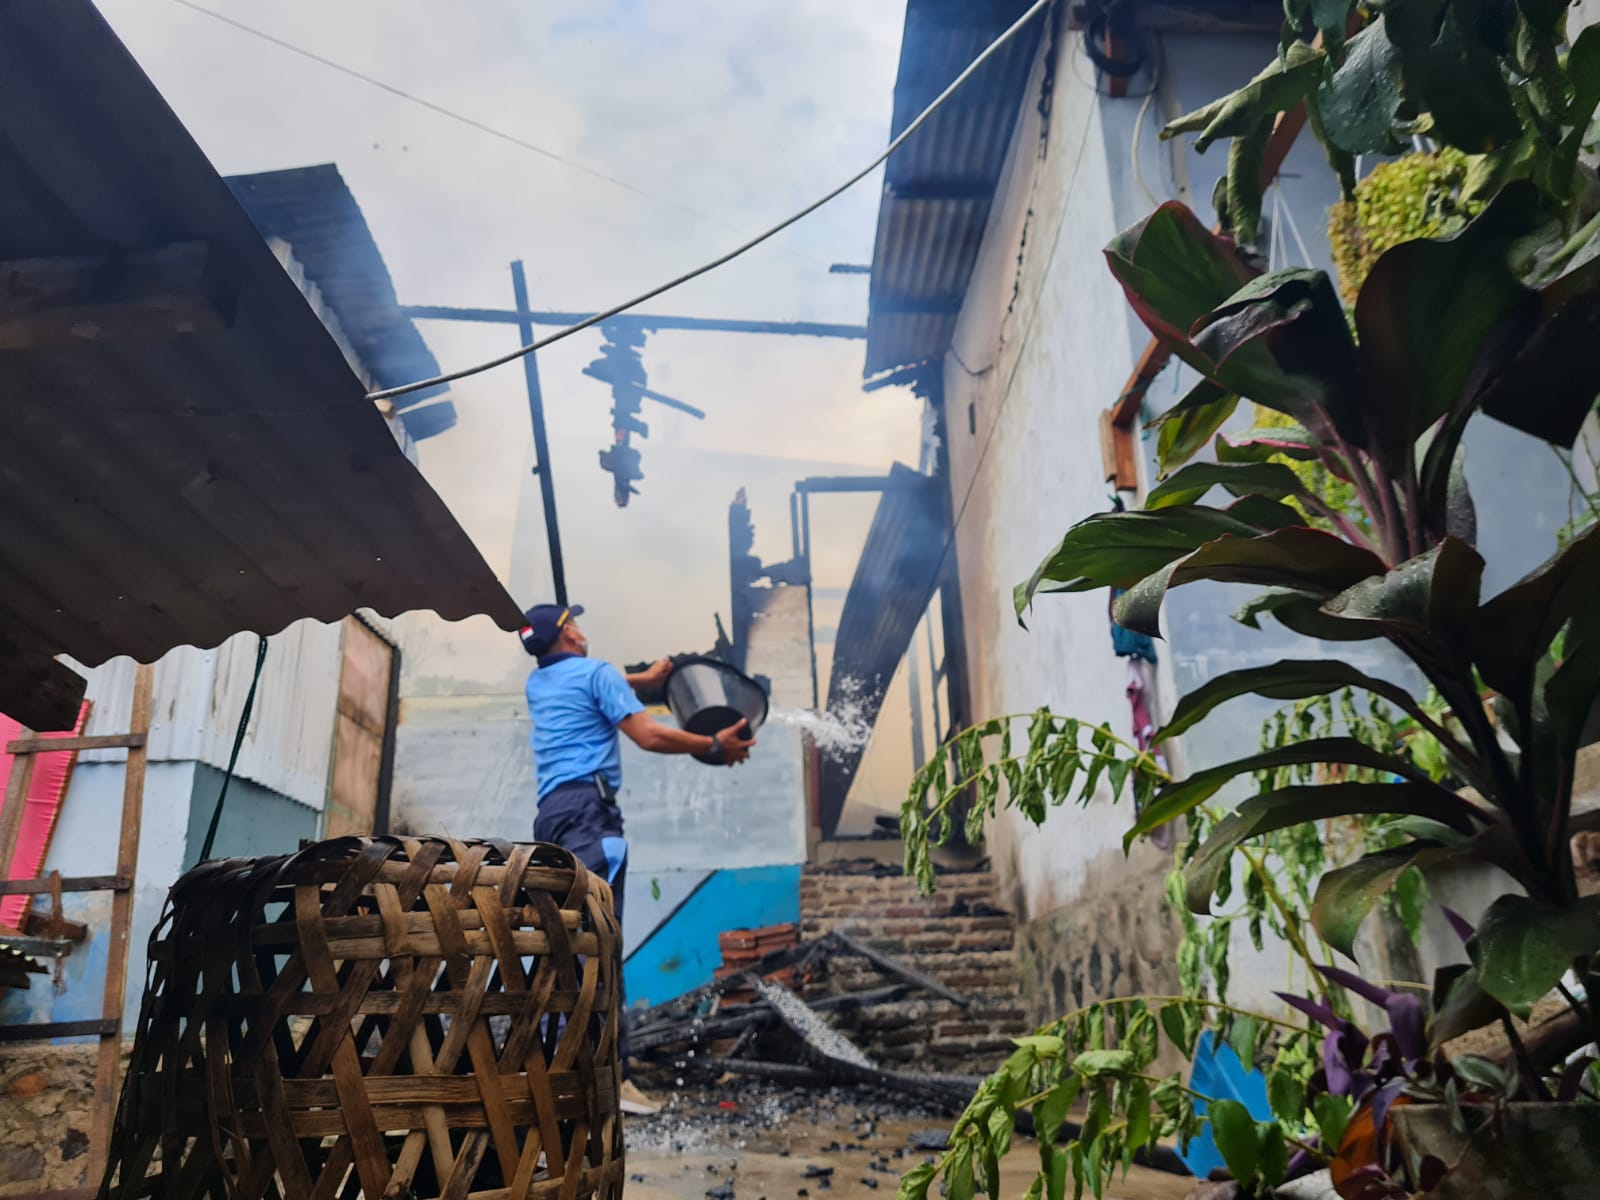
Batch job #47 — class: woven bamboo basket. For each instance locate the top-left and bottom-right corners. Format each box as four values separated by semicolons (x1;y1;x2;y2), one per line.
100;837;624;1200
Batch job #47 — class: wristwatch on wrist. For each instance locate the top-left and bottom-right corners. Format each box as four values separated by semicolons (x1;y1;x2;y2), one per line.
704;735;726;764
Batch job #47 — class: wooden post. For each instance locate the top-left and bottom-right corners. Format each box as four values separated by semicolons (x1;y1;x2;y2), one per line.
0;727;37;886
88;661;153;1178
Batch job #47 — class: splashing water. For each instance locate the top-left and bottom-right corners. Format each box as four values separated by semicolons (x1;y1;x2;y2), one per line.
767;675;875;762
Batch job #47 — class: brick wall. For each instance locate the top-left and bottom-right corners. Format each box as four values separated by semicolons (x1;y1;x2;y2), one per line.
800;862;1027;1075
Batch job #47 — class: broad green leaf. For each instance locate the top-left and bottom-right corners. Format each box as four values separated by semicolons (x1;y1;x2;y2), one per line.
1160;1002;1200;1058
1267;1068;1305;1125
1145;461;1308;510
1411;4;1521;152
1443;443;1476;544
1544;603;1600;768
1127;1079;1152;1151
1112;527;1387;638
1475;249;1600;450
1258;1121;1290;1188
1073;1049;1137;1077
980;1145;1002;1200
1309;0;1357;58
1223;495;1307;531
1190;268;1364;445
1312;844;1445;960
1312;1094;1352;1150
1467;894;1600;1008
1015;507;1273;617
1151;379;1239;475
1207;1099;1260;1184
1126;738;1460;850
1229;1015;1259;1065
1317;16;1406;155
1472;522;1600;702
1104;203;1258;369
1161;42;1326;152
946;1142;975;1200
1183;782;1482;914
1320;538;1486;646
1034;1077;1082;1145
898;1163;937;1200
1231;588;1384;642
1222;113;1273;247
1431;963;1509;1046
1216;426;1322;463
1046;1146;1067;1200
1014;1034;1066;1058
1156;659;1430;742
1355;185;1542;462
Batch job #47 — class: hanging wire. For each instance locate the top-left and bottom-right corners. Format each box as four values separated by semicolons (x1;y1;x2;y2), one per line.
197;635;268;862
365;0;1057;402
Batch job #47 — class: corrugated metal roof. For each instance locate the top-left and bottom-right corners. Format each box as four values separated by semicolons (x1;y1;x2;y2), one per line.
865;0;1046;375
74;618;345;807
818;464;947;835
225;165;457;441
0;1;522;731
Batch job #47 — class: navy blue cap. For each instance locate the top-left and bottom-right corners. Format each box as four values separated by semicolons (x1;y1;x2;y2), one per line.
519;604;584;656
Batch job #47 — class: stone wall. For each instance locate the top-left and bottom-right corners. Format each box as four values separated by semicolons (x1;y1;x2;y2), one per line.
0;1043;105;1196
800;863;1026;1074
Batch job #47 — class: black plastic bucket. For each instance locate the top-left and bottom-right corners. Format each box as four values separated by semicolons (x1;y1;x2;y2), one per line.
664;656;770;764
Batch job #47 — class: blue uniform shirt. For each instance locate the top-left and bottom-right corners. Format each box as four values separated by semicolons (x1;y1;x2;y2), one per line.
525;657;644;799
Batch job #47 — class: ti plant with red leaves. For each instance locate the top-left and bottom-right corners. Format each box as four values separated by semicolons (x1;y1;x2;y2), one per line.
1019;183;1600;1057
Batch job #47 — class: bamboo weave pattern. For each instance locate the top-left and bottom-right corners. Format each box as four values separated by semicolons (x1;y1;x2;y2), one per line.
100;837;623;1200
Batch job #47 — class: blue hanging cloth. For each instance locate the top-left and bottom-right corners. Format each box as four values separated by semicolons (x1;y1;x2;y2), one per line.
1109;588;1159;663
1106;497;1158;663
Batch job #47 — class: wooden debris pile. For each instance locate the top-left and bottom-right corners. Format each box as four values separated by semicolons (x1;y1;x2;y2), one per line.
627;929;984;1114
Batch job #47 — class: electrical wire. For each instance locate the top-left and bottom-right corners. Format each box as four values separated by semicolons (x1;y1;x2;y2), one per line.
364;0;1057;402
197;634;268;862
168;0;807;254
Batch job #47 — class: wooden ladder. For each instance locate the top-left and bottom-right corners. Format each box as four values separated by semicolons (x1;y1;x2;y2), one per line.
0;663;153;1196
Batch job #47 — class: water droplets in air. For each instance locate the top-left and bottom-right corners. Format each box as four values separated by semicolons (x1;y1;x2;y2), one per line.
766;675;874;762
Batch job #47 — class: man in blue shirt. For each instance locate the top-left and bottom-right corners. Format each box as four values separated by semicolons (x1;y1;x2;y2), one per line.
520;603;753;1113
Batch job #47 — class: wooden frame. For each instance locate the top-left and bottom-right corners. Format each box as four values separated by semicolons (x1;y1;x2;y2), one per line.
0;662;153;1190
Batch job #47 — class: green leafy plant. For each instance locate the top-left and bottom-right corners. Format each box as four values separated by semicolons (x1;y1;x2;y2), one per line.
895;994;1323;1200
1170;1;1600;262
901;713;1166;893
1022;181;1600;1034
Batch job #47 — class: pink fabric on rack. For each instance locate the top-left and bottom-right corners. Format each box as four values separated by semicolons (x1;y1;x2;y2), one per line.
0;703;90;928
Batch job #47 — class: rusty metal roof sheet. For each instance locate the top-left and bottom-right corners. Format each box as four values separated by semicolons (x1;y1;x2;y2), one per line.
0;1;522;730
225;165;457;440
864;0;1045;375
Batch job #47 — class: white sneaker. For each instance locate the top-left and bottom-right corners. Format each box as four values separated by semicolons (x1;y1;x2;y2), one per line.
619;1079;663;1115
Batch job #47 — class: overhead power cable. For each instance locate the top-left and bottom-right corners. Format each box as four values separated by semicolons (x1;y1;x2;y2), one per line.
362;0;1056;402
169;0;786;248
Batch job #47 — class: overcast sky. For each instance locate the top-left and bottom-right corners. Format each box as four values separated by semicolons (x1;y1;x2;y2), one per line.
96;0;921;676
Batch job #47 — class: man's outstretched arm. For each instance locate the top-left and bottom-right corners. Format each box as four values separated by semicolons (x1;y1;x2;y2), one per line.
618;713;755;763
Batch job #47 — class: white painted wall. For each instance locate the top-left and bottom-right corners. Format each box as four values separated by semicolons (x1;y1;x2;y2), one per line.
392;692;806;876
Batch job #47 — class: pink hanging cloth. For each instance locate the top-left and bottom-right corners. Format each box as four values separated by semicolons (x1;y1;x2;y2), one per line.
0;702;91;929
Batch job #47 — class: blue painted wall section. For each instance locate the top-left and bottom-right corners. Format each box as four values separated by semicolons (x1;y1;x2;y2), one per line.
622;864;801;1008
